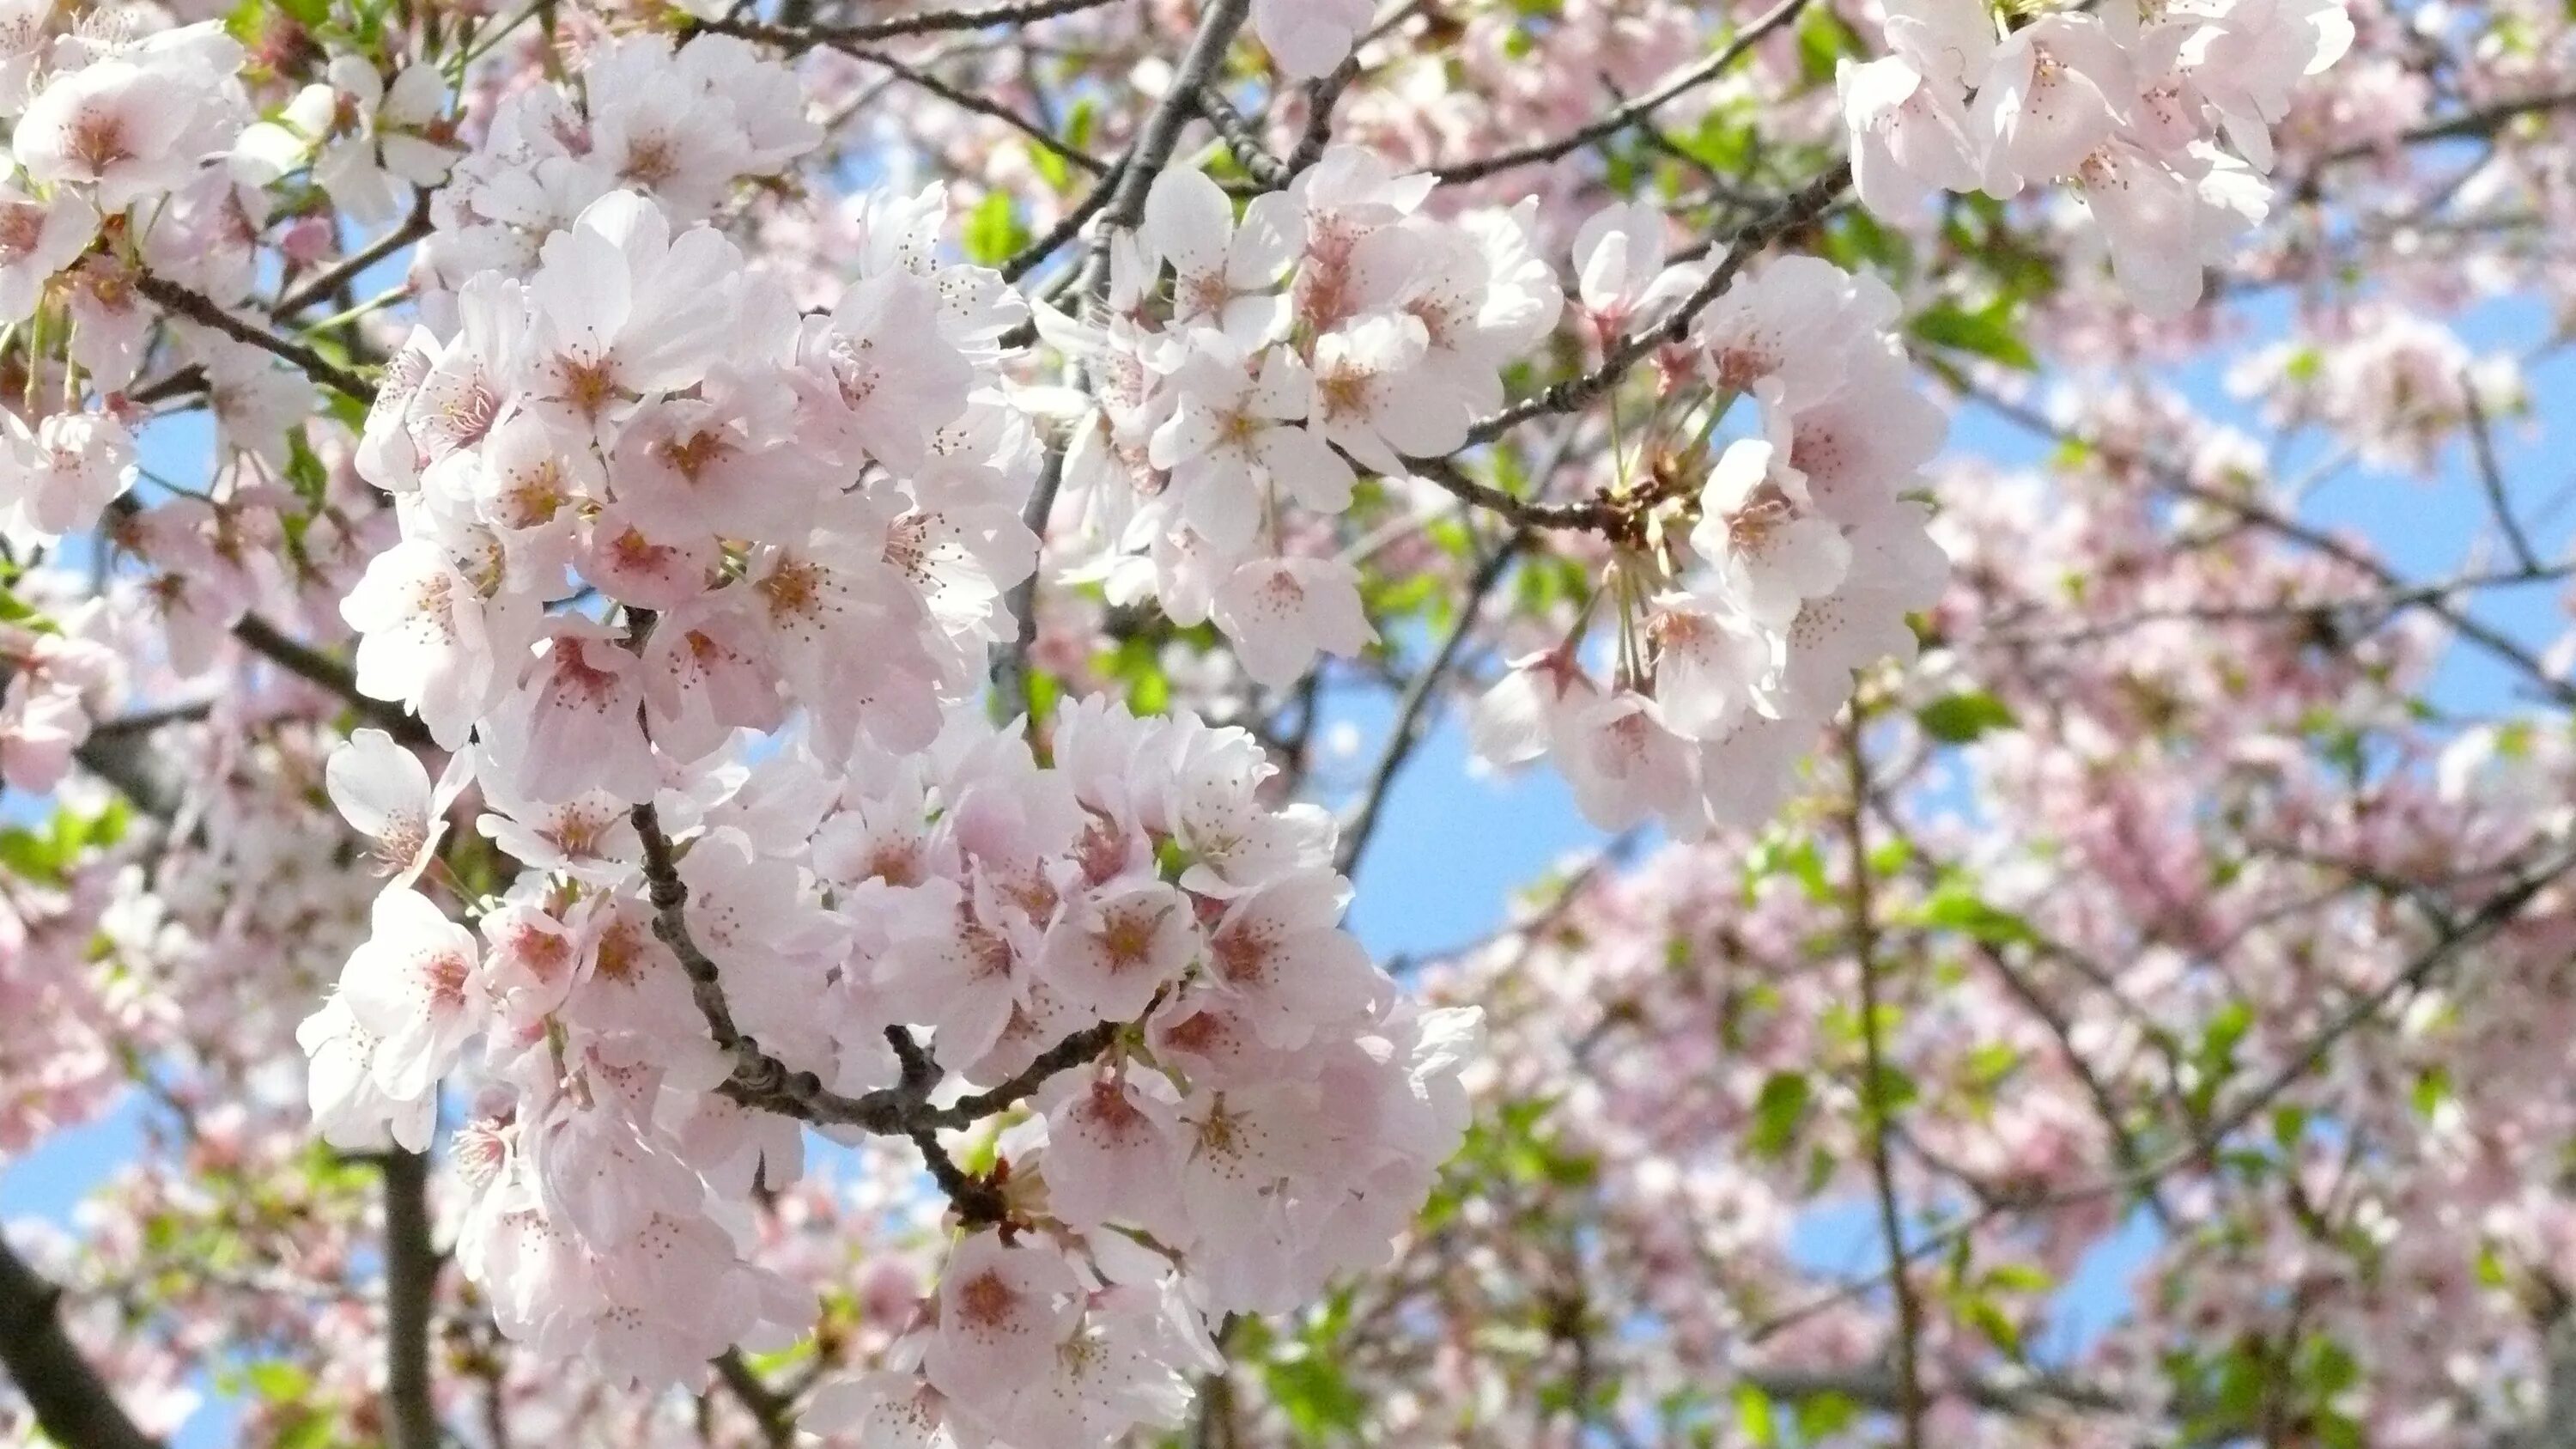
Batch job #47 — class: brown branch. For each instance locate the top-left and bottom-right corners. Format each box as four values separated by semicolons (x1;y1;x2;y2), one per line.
2316;87;2576;167
841;46;1110;174
380;1148;441;1449
1336;527;1528;876
700;0;1122;48
915;1015;1124;1131
274;192;435;320
231;613;434;745
1195;85;1289;189
1453;159;1850;454
625;802;1119;1146
712;1349;796;1448
1285;57;1361;176
995;0;1254;713
1386;162;1850;533
1747;1364;2129;1416
1965;385;2576;707
0;1234;165;1449
1088;0;1254;247
1844;726;1925;1449
2460;371;2543;574
133;273;375;405
1429;0;1810;183
1002;158;1127;283
1404;455;1616;533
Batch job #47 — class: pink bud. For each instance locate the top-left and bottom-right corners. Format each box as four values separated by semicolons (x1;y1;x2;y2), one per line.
280;216;336;266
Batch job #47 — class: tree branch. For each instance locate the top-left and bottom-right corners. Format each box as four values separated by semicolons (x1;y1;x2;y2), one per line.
1843;726;1925;1449
624;803;1119;1150
994;0;1254;712
2460;370;2543;574
1336;528;1528;876
1746;1363;2130;1416
712;1349;796;1448
841;46;1110;174
1452;159;1850;454
1429;0;1810;184
133;274;375;405
380;1148;441;1449
0;1233;165;1449
1389;162;1850;533
2317;87;2576;167
699;0;1122;49
1088;0;1254;248
1195;84;1289;189
1285;57;1361;177
1964;384;2576;707
274;192;435;320
1001;158;1128;283
231;613;434;745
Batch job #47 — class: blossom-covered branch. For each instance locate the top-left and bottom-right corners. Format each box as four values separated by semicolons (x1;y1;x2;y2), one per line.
0;1237;162;1449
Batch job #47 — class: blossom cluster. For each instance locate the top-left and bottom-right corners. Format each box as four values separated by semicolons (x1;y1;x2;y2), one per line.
0;15;256;543
1051;147;1562;691
1840;0;2354;313
1473;240;1949;836
278;31;1485;1434
305;691;1477;1436
416;32;816;315
346;44;1025;760
808;697;1479;1445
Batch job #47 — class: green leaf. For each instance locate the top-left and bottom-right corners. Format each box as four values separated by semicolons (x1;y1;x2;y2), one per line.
962;191;1026;268
1916;690;2017;743
1264;1348;1368;1441
1794;1391;1858;1439
1914;877;2038;947
0;586;58;633
1960;1294;2023;1354
0;825;61;884
283;427;331;513
1794;5;1858;84
246;1361;313;1402
1733;1385;1777;1447
1028;138;1071;195
1750;1071;1811;1159
2411;1063;2452;1118
1862;1060;1917;1123
1911;299;2038;371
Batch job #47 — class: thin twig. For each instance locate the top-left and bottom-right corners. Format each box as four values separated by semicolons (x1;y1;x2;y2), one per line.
993;0;1255;713
2460;371;2543;574
1965;384;2576;706
1336;528;1528;876
1429;0;1810;183
625;802;1121;1146
274;192;435;320
134;274;375;405
1001;158;1128;283
700;0;1121;48
843;46;1109;174
2313;87;2576;167
1086;0;1253;256
1453;159;1850;454
1843;726;1925;1449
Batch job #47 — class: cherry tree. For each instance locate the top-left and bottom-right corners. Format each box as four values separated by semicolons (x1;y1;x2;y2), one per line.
0;0;2565;1445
